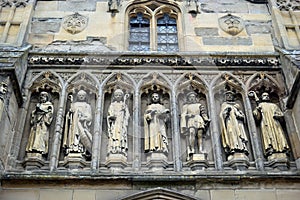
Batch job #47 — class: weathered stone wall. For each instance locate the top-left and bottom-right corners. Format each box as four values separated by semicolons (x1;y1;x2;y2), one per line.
0;0;299;200
28;0;274;52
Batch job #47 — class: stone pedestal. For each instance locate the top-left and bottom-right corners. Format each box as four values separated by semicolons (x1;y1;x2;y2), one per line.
146;153;168;170
267;153;289;170
227;153;250;170
23;153;45;170
187;153;208;170
105;153;127;170
63;153;87;169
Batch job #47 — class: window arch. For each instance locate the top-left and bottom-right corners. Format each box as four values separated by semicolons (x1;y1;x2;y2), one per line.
127;2;180;52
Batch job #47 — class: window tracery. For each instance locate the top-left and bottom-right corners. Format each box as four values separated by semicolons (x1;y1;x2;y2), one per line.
127;2;179;51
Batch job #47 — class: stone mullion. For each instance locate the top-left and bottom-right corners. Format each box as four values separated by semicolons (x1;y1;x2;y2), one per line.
50;86;66;172
7;87;30;169
208;88;223;170
289;9;300;44
171;87;181;171
91;87;102;172
244;95;264;170
150;14;156;51
0;5;15;43
133;88;141;169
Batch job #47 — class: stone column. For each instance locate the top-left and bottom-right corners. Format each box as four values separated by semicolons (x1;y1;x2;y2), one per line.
208;89;223;170
171;88;182;171
7;88;30;169
91;89;102;172
244;96;264;170
284;109;300;169
50;87;66;172
132;89;141;170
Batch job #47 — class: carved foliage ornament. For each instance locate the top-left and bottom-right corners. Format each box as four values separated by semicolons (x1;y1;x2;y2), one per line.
219;14;244;36
276;0;300;11
62;12;88;34
0;0;28;7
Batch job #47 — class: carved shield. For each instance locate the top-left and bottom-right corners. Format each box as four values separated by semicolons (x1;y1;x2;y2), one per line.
218;14;244;36
62;12;88;34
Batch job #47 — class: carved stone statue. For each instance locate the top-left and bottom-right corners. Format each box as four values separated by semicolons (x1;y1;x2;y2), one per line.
107;89;130;155
253;92;289;157
144;93;169;153
26;91;54;156
181;91;210;160
63;90;93;156
219;91;248;156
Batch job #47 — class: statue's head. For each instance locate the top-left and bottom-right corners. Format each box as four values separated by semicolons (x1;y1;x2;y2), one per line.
113;89;124;102
151;92;160;103
39;91;49;103
77;90;87;101
261;92;270;102
186;91;197;103
224;90;235;102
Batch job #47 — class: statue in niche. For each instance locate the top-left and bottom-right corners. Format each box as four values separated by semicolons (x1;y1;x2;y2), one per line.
219;91;248;156
144;92;170;153
181;91;210;160
252;92;289;157
63;90;93;156
26;91;54;156
107;89;130;155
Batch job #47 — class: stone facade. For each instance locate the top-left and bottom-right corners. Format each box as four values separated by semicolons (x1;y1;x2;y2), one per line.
0;0;299;199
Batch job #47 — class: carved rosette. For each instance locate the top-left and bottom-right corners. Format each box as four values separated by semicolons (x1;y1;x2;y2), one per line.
62;13;88;34
276;0;300;11
218;14;244;36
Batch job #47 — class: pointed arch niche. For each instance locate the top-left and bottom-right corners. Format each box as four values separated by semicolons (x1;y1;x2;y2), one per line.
58;72;98;169
139;72;172;169
246;72;294;169
176;73;214;170
100;73;135;169
20;71;62;170
211;73;254;170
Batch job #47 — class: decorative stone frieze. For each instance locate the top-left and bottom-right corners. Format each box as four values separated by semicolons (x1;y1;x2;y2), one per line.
276;0;300;11
62;12;88;34
0;0;29;7
28;54;280;66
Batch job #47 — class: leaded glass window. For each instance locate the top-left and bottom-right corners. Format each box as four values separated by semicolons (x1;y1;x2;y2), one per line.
157;14;178;52
129;12;150;51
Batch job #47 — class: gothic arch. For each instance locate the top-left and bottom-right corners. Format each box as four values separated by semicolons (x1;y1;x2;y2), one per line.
124;0;183;51
246;72;285;101
121;187;199;200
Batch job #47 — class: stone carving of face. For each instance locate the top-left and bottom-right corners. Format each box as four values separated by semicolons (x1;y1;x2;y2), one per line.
225;91;235;102
187;93;197;103
77;90;87;102
219;14;244;36
151;93;160;103
39;92;49;103
261;92;270;101
113;89;124;102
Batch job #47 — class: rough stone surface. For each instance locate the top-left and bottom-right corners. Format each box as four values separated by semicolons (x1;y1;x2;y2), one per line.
202;37;252;45
195;28;219;37
31;19;61;34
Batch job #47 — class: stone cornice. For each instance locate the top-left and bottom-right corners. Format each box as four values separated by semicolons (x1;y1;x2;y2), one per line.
28;52;280;67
